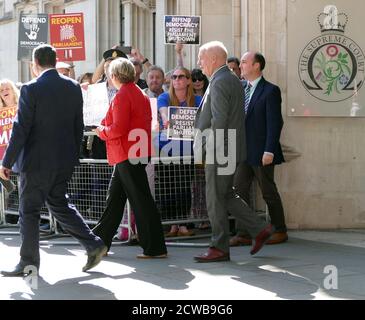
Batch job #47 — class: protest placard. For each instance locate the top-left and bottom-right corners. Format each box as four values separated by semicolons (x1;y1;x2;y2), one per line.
82;83;109;126
167;106;197;141
50;13;85;61
0;106;17;161
18;13;48;61
164;15;201;45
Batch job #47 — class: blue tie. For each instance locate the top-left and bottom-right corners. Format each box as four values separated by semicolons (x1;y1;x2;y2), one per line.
244;83;252;114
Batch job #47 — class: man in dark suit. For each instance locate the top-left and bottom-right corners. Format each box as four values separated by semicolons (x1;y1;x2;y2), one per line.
230;51;288;247
193;41;273;262
0;44;107;277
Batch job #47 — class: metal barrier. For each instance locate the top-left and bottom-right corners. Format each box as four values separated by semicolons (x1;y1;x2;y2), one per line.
152;156;208;226
0;159;136;244
67;159;113;225
0;160;112;224
0;174;56;235
0;156;267;245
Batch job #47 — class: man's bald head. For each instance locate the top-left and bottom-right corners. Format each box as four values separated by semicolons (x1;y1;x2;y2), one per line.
198;41;228;77
239;51;265;81
200;41;228;62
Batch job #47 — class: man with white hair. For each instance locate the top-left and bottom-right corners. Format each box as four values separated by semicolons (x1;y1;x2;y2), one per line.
193;41;273;262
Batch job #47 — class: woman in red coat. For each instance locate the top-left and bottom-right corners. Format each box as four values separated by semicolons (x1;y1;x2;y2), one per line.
93;58;167;258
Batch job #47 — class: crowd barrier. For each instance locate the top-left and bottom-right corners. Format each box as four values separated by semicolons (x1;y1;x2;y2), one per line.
0;156;267;245
0;159;129;240
0;157;209;242
0;174;57;235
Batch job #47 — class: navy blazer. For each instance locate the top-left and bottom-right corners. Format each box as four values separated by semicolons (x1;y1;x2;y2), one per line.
3;69;84;173
244;77;284;166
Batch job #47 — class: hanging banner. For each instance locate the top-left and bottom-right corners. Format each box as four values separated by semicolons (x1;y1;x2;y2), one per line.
0;106;17;161
18;13;48;61
49;13;86;61
164;15;201;45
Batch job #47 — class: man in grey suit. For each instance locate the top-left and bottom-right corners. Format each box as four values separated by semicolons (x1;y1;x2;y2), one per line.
193;41;273;262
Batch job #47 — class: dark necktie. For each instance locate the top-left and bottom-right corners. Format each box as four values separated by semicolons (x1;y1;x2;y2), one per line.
244;83;252;114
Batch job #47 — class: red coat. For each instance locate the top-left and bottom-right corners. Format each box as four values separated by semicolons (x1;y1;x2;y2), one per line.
99;82;154;165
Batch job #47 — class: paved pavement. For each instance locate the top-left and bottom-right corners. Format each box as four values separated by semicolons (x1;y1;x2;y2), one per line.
0;227;365;300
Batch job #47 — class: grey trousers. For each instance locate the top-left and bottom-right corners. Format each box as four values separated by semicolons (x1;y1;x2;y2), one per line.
205;164;268;253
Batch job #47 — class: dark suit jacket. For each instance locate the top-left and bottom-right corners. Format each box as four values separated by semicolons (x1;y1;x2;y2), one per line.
3;69;84;173
244;77;284;166
194;65;246;167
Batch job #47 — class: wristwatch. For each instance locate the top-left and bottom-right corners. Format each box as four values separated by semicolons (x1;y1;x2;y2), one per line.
142;58;149;64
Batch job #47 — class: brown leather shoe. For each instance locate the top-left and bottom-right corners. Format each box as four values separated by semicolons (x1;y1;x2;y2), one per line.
198;222;211;230
136;253;168;259
194;247;230;263
229;235;252;246
177;230;195;237
266;232;288;245
250;224;274;255
165;231;178;237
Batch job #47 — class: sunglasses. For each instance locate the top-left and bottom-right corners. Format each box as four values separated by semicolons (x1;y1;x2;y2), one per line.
192;76;204;82
171;74;187;80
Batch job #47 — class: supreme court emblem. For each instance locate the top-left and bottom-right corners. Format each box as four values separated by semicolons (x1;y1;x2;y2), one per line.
298;5;365;102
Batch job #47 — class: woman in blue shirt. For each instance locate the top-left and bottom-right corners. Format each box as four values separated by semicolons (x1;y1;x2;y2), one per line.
157;70;202;156
156;67;202;237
